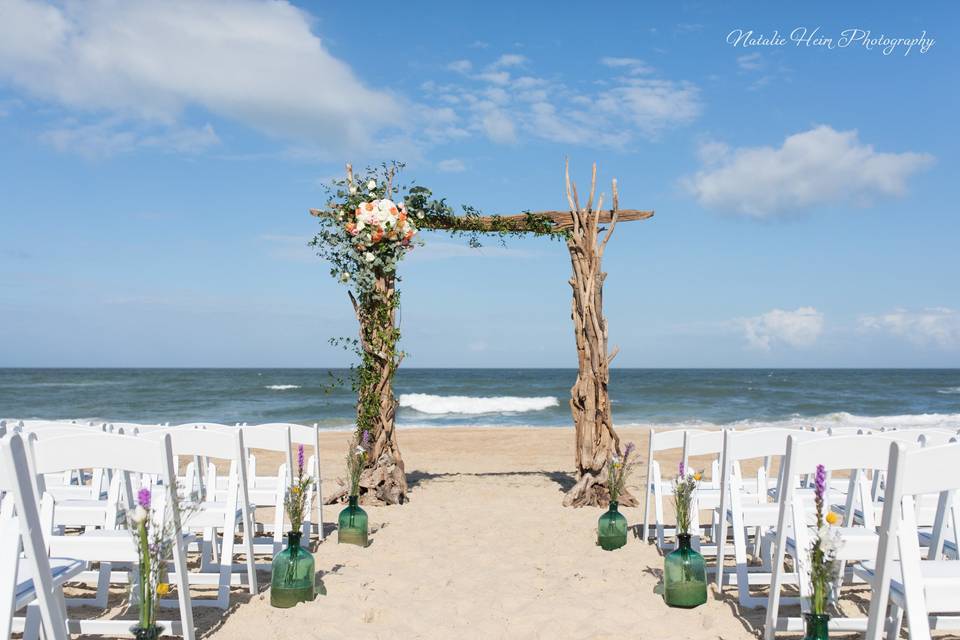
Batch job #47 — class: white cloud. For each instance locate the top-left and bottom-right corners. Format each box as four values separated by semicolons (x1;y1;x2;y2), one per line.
683;126;934;216
491;54;527;68
481;111;517;144
736;52;764;71
447;59;473;73
436;158;466;173
420;56;700;147
39;118;219;158
600;57;653;74
741;307;824;351
859;308;960;348
0;0;403;153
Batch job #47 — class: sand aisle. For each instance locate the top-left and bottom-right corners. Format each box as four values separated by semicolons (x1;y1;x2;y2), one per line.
209;427;758;640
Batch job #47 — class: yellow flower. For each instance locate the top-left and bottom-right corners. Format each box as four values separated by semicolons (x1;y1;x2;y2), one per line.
693;472;702;481
157;583;170;596
825;511;839;525
292;487;300;494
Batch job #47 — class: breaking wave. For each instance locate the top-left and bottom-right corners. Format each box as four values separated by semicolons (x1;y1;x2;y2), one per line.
265;384;301;391
399;393;559;415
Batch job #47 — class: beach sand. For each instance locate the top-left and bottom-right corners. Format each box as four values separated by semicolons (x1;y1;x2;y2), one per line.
200;427;765;640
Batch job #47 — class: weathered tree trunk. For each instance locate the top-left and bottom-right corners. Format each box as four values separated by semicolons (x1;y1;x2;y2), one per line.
325;274;408;507
563;162;636;508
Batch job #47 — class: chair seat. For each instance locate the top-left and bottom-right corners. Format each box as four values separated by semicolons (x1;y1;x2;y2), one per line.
918;531;960;559
856;560;960;612
15;557;87;608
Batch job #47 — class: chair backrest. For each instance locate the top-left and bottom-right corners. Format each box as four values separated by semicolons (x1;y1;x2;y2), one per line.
240;425;294;483
31;432;170;477
918;431;959;447
866;442;960;636
166;422;233;431
683;430;726;486
724;428;821;465
827;426;873;436
650;428;699;453
0;434;69;640
24;425;106;439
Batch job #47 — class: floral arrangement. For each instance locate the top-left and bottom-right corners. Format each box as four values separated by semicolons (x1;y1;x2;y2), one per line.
126;486;191;634
607;442;639;503
809;464;842;615
673;462;703;536
311;163;424;293
346;430;371;497
284;445;313;533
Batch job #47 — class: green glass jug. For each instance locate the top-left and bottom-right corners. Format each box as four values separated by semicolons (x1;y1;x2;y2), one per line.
663;533;708;607
270;531;315;608
803;613;830;640
338;496;369;547
597;501;628;551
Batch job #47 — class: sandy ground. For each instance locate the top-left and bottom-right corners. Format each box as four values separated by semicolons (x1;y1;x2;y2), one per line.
200;427;764;640
63;426;954;639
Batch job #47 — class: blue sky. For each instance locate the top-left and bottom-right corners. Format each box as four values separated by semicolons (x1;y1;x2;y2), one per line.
1;1;957;368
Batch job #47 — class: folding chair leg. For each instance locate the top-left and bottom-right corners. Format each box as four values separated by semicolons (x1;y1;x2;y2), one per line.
23;604;41;640
885;603;904;640
94;562;111;608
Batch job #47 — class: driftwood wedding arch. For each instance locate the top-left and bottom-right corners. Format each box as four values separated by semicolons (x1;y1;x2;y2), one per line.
312;160;653;507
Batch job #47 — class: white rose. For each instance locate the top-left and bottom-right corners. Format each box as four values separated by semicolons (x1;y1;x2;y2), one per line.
367;179;377;191
364;252;375;263
132;506;148;524
356;219;366;231
349;185;357;195
339;272;349;282
416;212;424;219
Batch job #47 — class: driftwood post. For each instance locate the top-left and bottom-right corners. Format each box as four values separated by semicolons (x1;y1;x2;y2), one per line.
562;161;636;507
327;163;408;506
346;275;407;505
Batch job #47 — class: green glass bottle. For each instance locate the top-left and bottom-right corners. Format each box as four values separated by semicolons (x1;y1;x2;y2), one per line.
338;495;369;547
130;626;161;640
803;613;830;640
270;531;315;608
597;501;628;551
664;533;708;607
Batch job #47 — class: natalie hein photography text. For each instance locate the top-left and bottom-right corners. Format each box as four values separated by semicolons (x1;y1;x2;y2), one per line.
727;27;935;56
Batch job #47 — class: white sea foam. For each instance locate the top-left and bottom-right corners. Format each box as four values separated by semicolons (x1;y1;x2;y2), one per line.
937;387;960;395
616;411;960;432
265;384;301;391
398;393;559;415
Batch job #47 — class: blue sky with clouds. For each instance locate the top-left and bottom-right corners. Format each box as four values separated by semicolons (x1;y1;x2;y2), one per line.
1;1;957;367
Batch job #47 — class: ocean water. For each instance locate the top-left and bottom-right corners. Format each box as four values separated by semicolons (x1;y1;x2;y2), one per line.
1;368;959;432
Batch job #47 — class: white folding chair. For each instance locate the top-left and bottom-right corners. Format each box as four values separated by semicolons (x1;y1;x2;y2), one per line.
255;423;324;538
1;433;85;640
681;430;726;554
139;427;259;609
764;435;900;637
865;442;960;640
29;432;196;639
238;425;294;562
715;428;823;607
641;428;703;547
